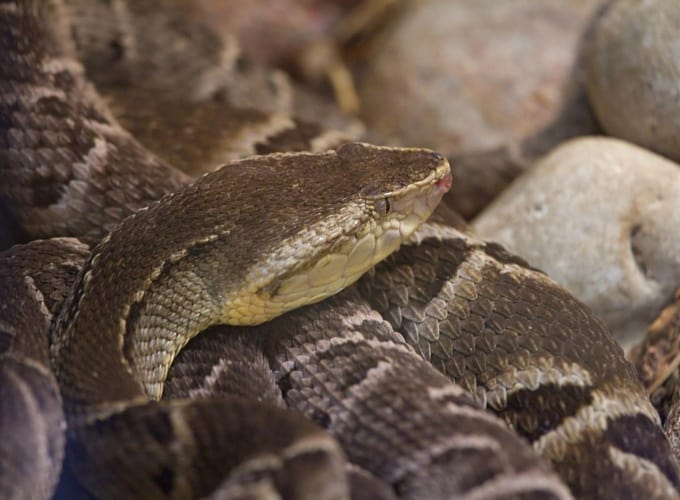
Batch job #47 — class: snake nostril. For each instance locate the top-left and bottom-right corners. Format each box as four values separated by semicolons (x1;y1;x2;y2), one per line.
431;151;446;164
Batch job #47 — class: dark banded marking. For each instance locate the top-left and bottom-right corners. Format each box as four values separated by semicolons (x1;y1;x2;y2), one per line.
64;398;348;499
245;291;570;499
604;414;680;484
0;246;69;500
359;223;680;498
164;326;284;405
499;383;594;442
0;3;190;240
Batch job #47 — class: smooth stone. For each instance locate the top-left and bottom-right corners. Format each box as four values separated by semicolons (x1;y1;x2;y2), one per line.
586;0;680;161
472;137;680;349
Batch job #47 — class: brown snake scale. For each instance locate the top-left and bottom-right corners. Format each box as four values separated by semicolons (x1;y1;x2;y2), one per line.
1;1;679;499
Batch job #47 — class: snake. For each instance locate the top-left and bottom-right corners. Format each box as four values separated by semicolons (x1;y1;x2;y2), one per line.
0;1;679;499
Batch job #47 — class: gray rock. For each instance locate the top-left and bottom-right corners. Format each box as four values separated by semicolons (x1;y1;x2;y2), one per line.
586;0;680;161
472;137;680;349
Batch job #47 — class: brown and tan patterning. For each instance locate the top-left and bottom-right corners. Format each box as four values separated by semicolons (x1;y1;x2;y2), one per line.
2;1;680;500
358;223;680;499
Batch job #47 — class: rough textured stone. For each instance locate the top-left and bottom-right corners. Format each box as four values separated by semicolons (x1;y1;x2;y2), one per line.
586;0;680;161
473;137;680;349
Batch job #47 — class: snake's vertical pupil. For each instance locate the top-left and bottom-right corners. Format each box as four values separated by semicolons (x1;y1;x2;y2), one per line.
375;198;390;216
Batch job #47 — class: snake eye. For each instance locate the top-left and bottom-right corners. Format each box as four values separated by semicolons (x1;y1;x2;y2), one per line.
375;197;392;216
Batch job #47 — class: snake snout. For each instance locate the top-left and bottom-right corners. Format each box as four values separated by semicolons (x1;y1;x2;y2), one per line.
436;171;453;192
421;169;452;219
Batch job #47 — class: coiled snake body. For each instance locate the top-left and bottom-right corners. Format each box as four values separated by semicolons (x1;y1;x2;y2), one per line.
1;1;679;499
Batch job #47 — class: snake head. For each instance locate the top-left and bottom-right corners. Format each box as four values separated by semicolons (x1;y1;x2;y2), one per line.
228;143;451;325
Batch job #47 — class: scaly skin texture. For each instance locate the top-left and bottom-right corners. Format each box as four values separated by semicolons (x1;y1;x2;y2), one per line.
165;327;399;500
50;143;449;417
170;221;680;499
256;291;572;500
43;142;448;498
0;239;352;500
169;292;572;500
1;2;451;499
0;238;88;500
357;223;680;499
4;1;679;499
54;0;362;176
0;0;361;247
0;1;190;241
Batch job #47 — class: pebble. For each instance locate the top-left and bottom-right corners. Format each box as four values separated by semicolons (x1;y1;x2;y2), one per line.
586;0;680;161
472;136;680;349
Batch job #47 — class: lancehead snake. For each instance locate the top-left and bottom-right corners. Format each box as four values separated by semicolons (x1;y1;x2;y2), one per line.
1;1;679;499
